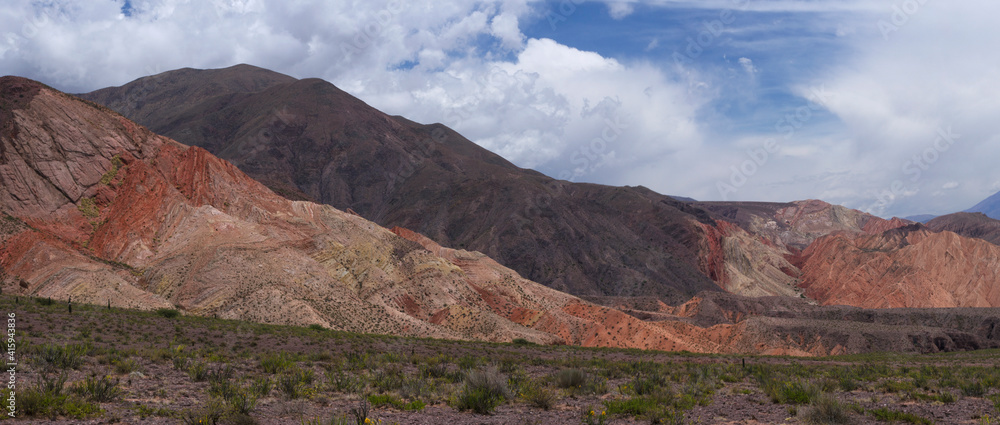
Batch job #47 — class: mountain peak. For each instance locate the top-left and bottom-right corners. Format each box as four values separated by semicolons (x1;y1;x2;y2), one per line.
965;190;1000;219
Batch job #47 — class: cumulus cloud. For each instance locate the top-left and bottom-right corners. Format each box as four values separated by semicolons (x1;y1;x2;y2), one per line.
0;0;995;217
810;1;1000;216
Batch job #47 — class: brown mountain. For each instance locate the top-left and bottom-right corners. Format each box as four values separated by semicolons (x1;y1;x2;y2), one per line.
0;75;724;348
80;64;742;304
77;64;1000;316
694;199;911;252
8;75;997;356
927;212;1000;245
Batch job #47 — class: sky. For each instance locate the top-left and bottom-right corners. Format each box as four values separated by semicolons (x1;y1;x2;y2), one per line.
1;0;998;218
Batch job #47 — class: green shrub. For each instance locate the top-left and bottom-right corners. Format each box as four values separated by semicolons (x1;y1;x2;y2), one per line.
207;364;236;384
209;379;238;400
188;361;209;382
961;380;987;397
554;368;587;389
225;388;258;415
260;353;294;374
367;393;401;409
278;368;314;399
180;398;226;425
113;357;141;374
630;372;670;396
838;375;858;392
77;197;99;218
156;308;180;318
457;355;480;370
801;395;850;424
878;379;916;394
372;365;404;393
603;395;669;417
309;324;325;331
35;372;67;395
250;376;272;397
868;407;933;425
73;375;122;402
511;338;535;345
521;382;557;410
325;367;359;393
758;377;817;405
778;381;817;405
34;343;88;371
20;388;102;419
100;154;124;185
366;393;422;411
455;386;505;415
454;366;511;414
419;358;451;380
172;355;189;371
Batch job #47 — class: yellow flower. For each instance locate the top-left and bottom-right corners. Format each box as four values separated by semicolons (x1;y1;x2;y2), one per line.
365;419;371;424
601;411;606;416
589;410;595;416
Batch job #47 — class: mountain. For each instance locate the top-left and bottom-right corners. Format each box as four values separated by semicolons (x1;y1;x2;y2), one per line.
966;190;1000;219
796;224;1000;308
82;64;787;304
926;212;1000;245
904;214;937;223
7;75;1000;355
0;75;731;349
82;65;1000;313
694;199;911;252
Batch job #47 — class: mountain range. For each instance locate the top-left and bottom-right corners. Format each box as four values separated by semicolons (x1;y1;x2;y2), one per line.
2;66;999;355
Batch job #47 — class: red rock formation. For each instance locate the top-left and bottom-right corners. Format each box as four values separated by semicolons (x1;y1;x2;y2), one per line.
0;75;811;354
6;75;996;357
797;226;1000;308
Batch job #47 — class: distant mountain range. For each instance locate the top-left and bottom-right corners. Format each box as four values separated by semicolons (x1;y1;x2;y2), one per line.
966;190;1000;219
77;65;1000;310
2;67;998;355
904;214;937;223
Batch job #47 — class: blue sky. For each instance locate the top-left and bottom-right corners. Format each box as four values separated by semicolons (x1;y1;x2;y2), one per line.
1;0;998;218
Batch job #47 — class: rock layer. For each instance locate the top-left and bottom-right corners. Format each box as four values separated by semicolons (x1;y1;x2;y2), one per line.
796;225;1000;308
0;75;828;354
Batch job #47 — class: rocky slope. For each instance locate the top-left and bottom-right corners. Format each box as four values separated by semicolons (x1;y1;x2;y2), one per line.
82;64;819;303
667;292;1000;355
927;212;1000;245
8;75;997;356
694;199;911;252
795;225;1000;308
1;75;832;355
0;75;693;347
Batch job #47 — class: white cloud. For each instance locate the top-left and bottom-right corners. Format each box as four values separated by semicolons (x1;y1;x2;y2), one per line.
2;0;997;217
737;57;756;75
810;0;1000;215
606;2;636;19
490;12;525;50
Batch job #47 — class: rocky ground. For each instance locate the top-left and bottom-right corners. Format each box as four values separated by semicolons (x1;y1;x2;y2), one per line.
7;296;1000;425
